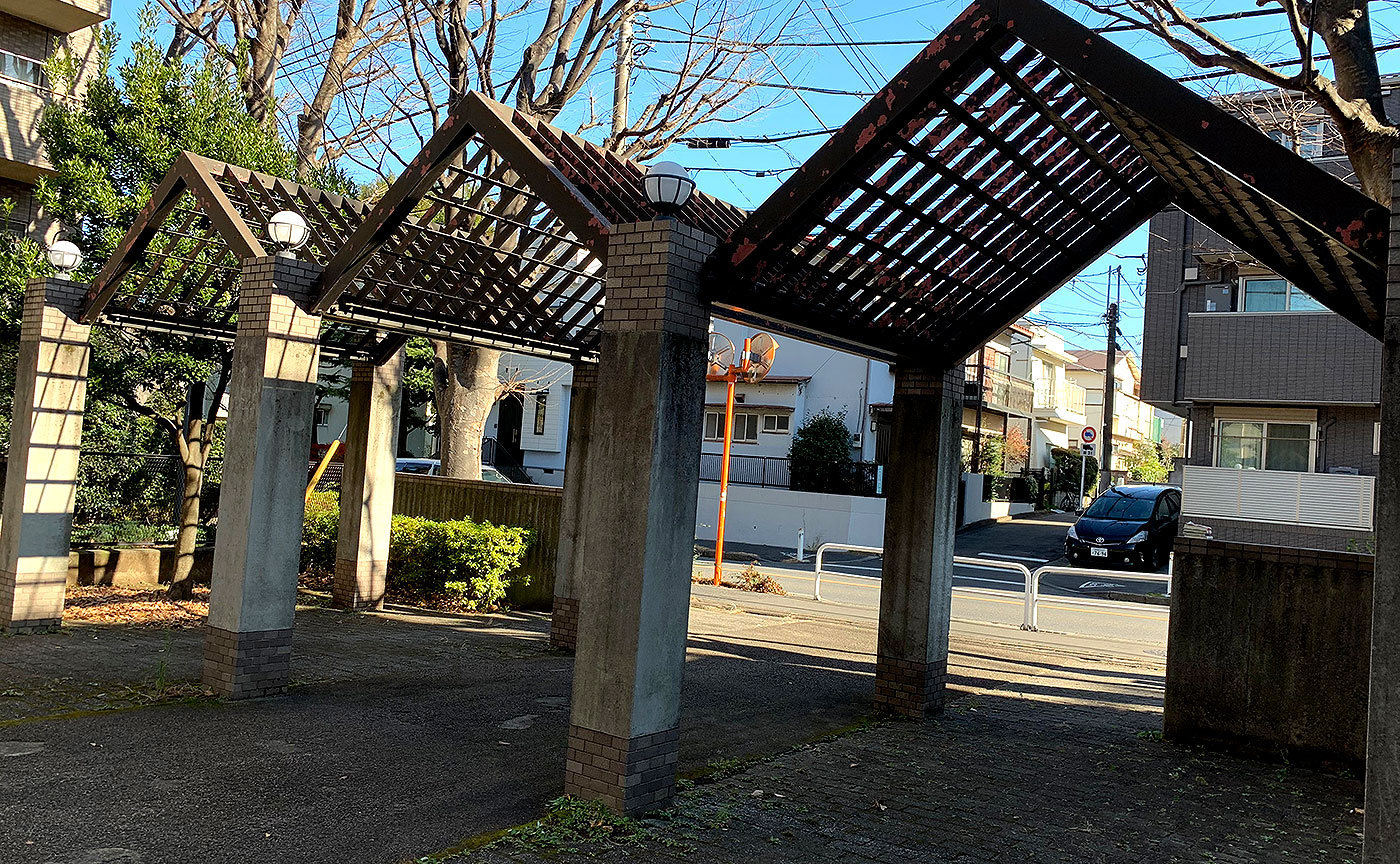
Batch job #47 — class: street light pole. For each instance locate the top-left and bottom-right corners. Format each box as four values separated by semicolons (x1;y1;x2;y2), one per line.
712;337;751;586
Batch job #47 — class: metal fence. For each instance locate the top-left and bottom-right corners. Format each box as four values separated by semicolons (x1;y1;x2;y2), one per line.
699;453;792;488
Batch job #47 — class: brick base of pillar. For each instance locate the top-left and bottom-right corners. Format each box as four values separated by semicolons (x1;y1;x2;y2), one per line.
873;655;948;719
202;626;294;699
0;570;64;633
549;596;579;650
331;558;386;611
564;724;680;814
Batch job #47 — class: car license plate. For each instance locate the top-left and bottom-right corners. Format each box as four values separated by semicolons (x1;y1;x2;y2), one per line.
1090;547;1109;558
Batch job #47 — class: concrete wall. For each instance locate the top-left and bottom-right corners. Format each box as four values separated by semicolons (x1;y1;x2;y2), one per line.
696;481;886;550
66;546;215;587
1165;537;1372;771
393;474;561;608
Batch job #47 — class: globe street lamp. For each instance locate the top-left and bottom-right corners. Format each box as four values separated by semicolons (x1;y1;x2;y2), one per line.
267;210;310;255
642;161;696;216
47;239;83;275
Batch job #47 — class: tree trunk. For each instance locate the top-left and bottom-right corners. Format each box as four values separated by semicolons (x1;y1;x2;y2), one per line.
167;417;206;601
433;340;500;479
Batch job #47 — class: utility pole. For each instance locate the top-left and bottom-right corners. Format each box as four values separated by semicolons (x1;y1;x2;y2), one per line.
971;347;985;472
1100;272;1120;493
610;2;637;150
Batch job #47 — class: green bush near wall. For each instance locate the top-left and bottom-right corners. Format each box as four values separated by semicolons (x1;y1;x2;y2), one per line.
302;491;533;612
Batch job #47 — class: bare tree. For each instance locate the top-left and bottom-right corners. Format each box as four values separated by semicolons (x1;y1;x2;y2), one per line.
397;0;803;479
1075;0;1397;204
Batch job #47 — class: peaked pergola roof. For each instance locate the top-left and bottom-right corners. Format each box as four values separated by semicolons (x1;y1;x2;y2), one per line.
88;0;1387;369
709;0;1389;364
87;92;744;362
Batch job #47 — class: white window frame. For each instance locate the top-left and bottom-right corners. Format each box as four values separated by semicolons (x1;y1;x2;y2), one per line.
1238;276;1325;313
733;412;759;444
1213;417;1317;473
314;405;331;428
704;410;723;441
762;413;791;435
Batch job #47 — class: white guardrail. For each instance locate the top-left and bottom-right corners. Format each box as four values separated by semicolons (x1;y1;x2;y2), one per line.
811;543;1171;631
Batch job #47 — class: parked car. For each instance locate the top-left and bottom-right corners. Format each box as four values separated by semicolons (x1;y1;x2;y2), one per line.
1065;484;1180;571
394;458;512;483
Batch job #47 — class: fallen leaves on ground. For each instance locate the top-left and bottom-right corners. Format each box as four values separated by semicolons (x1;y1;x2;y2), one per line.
63;586;210;628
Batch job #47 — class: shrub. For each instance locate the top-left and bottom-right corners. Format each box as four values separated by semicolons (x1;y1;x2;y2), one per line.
789;408;856;494
387;515;532;610
299;493;533;612
735;562;786;595
301;490;341;575
1050;447;1098;507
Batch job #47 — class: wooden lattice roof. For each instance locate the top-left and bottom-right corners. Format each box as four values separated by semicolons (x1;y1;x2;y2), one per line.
89;0;1387;367
710;0;1388;363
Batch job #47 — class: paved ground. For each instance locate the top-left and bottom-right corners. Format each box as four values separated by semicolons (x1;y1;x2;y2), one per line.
699;513;1171;644
0;586;1359;864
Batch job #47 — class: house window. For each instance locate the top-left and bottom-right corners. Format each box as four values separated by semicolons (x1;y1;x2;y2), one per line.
533;392;547;435
1215;420;1314;472
705;411;760;442
1240;277;1325;312
314;405;331;427
762;414;791;434
733;413;759;443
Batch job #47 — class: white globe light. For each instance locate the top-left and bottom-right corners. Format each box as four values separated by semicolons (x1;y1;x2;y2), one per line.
47;239;83;274
643;161;696;214
267;210;310;252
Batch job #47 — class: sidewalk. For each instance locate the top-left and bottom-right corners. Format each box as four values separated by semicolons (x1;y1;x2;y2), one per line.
0;586;1359;863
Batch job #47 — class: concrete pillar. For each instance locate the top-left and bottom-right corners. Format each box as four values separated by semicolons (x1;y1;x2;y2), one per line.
332;352;403;611
549;360;598;650
0;278;90;633
202;255;322;699
1364;146;1400;862
564;220;713;814
874;365;963;718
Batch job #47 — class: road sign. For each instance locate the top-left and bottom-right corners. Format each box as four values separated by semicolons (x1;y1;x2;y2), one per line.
1081;443;1096;456
1081;426;1096;444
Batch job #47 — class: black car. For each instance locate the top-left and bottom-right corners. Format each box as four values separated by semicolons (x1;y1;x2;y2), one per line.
1065;485;1180;571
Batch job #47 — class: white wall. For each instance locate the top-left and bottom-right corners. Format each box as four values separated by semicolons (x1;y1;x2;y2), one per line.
696;481;887;549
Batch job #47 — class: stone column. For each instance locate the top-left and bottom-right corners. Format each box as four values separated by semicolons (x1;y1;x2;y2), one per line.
549;360;599;650
202;255;322;699
332;352;403;611
564;220;713;815
1365;146;1400;862
0;278;91;633
874;365;963;718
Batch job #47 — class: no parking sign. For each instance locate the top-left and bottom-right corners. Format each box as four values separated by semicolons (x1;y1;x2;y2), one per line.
1081;426;1096;445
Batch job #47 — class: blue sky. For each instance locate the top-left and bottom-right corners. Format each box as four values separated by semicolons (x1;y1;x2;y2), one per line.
107;0;1400;358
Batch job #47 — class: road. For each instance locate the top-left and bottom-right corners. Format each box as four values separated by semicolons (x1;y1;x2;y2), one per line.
694;512;1170;645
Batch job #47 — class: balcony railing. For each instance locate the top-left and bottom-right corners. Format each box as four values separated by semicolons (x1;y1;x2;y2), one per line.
1032;380;1086;418
963;366;1034;416
1181;464;1375;531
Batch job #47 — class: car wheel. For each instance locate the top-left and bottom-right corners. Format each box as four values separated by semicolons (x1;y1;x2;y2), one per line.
1147;545;1166;572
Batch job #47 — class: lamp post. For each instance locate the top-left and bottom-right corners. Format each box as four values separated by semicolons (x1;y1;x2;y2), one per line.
46;239;83;275
267;210;310;256
642;161;696;216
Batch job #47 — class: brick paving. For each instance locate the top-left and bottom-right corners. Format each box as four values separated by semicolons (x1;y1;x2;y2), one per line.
463;633;1364;864
0;591;1366;863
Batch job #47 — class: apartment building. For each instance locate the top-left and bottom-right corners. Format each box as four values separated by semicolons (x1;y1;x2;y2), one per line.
1066;349;1156;469
1138;83;1399;551
0;0;107;238
1011;323;1088;470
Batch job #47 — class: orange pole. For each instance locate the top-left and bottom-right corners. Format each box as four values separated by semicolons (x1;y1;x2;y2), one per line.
713;338;752;587
713;374;737;586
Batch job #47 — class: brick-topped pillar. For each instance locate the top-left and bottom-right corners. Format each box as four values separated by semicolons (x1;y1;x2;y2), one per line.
1364;146;1400;862
565;221;714;814
549;360;598;650
0;278;91;633
202;255;322;699
332;352;403;611
874;364;963;718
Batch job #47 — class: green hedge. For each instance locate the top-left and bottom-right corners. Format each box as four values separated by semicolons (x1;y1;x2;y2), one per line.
302;491;532;611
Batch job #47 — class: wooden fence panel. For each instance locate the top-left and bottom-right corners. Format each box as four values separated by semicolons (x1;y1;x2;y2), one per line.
393;475;562;608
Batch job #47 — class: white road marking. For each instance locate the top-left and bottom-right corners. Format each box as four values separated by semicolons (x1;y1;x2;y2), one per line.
979;552;1050;563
